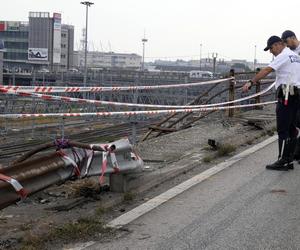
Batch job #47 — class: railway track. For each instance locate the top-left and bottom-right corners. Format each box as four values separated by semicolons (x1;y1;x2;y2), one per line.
0;122;149;162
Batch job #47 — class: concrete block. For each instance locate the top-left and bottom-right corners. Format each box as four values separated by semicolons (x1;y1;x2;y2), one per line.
109;173;129;193
109;172;142;193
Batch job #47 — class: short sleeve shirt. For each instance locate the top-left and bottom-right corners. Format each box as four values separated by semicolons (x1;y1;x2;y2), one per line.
293;44;300;55
268;47;300;89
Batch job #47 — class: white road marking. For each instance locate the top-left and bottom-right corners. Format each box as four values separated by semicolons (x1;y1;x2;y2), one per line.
107;135;278;228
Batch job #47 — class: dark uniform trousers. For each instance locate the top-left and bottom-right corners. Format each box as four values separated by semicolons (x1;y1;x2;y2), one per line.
276;86;300;160
294;104;300;159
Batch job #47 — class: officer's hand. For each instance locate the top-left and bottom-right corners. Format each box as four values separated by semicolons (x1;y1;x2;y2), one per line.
242;81;252;92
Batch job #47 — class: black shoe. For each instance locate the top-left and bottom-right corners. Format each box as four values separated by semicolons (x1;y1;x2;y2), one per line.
266;159;290;171
294;154;300;161
288;163;294;170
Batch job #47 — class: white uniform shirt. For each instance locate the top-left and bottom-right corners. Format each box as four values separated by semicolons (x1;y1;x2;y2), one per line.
268;47;300;89
293;44;300;55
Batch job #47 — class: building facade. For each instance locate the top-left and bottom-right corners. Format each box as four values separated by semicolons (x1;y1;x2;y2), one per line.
61;24;74;71
0;12;74;73
0;21;29;72
73;51;142;69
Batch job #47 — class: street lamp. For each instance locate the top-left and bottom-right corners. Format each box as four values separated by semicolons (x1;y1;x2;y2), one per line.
254;44;257;70
80;1;94;93
200;43;202;70
141;34;148;71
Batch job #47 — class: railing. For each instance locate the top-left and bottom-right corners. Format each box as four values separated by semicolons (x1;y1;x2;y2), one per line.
0;69;276;142
0;69;277;209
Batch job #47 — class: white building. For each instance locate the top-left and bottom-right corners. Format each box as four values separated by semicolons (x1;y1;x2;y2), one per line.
73;51;142;69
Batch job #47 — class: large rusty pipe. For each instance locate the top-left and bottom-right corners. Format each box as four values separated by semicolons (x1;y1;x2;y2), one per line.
0;138;144;210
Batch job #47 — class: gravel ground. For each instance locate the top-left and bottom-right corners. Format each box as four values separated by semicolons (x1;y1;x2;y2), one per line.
0;106;277;250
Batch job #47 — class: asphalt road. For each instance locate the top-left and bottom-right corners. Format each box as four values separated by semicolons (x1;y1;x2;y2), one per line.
88;140;300;250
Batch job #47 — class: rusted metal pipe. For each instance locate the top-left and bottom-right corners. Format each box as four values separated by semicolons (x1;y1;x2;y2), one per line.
0;138;143;210
13;140;111;164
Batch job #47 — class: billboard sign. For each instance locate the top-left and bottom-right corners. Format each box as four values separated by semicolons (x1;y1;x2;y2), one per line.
53;12;61;64
0;21;6;31
6;21;20;31
28;48;48;61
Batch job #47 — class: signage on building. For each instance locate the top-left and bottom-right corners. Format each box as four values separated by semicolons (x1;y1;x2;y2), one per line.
0;21;6;31
53;13;61;64
6;21;20;31
28;48;48;61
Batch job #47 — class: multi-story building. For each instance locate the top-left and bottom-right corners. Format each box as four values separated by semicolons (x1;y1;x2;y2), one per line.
0;12;74;73
0;21;29;72
73;51;142;69
61;24;74;71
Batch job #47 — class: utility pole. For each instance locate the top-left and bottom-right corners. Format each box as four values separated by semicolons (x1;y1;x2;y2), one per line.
141;31;148;71
200;43;202;71
254;44;257;70
80;1;94;97
0;49;3;84
212;53;218;76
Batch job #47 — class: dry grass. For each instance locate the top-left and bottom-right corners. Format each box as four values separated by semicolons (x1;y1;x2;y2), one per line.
123;192;135;201
216;144;236;157
20;216;114;250
203;155;214;163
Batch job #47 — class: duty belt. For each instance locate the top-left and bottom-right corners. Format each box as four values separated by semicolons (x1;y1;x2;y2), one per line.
281;84;296;96
278;84;299;106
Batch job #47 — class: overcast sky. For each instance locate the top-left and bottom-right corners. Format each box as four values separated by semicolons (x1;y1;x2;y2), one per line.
2;0;300;63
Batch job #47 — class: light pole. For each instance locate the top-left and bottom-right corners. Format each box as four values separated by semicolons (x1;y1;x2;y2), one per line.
141;34;148;71
254;44;257;70
200;43;202;70
80;1;94;93
212;53;218;76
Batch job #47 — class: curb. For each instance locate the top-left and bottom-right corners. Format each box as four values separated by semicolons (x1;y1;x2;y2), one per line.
107;135;277;228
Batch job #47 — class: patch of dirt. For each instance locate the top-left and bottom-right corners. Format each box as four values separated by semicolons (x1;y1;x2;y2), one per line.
0;107;277;249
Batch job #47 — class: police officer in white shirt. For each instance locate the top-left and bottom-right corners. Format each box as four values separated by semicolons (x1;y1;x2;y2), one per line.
281;30;300;162
243;35;300;170
281;30;300;55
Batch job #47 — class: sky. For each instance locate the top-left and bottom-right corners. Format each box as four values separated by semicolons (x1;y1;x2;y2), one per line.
2;0;300;63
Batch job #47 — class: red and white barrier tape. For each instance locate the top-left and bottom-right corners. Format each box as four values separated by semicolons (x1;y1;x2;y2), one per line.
96;144;120;184
0;101;277;119
83;149;94;177
0;78;232;93
0;173;28;199
57;151;81;177
0;81;275;109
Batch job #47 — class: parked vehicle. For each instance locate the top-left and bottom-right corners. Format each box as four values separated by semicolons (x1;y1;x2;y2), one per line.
189;70;213;79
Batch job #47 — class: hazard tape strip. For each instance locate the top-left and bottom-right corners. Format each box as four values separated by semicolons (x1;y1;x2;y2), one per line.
0;81;276;109
83;149;94;177
0;101;277;119
57;151;81;177
0;78;232;93
97;144;120;185
0;173;28;199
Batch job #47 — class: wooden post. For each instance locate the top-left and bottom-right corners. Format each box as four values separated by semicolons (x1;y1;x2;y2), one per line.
255;68;261;109
0;51;3;84
228;69;235;117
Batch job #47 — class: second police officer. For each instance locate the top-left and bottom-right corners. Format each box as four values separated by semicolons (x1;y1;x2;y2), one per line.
243;35;300;171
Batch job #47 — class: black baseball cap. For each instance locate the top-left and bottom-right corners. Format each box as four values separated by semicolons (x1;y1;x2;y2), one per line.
264;36;282;51
281;30;296;41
